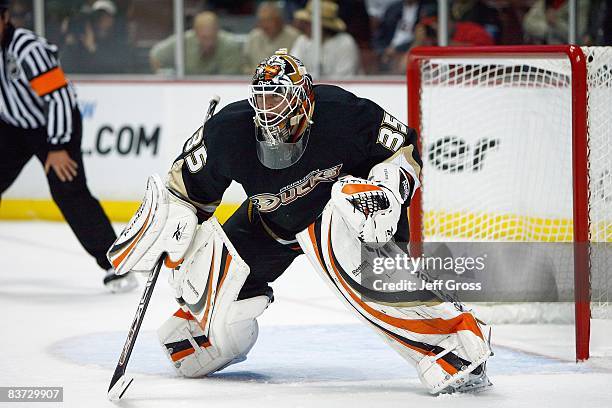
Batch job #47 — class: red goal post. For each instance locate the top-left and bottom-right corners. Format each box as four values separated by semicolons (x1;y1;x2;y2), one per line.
406;46;609;362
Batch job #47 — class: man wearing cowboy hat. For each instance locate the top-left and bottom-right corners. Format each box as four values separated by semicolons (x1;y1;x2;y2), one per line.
290;0;360;77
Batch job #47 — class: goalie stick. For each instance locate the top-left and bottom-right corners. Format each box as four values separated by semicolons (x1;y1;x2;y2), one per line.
107;96;221;401
107;256;164;401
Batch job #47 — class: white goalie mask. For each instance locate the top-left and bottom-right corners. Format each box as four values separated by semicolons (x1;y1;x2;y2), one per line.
248;50;314;169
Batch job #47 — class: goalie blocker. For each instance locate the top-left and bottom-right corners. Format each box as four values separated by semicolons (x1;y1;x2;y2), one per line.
106;174;198;275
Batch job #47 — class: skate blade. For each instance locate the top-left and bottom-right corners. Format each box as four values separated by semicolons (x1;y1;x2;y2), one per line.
447;376;493;395
107;375;134;401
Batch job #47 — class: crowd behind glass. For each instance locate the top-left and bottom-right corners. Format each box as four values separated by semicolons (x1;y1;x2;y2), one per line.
9;0;612;77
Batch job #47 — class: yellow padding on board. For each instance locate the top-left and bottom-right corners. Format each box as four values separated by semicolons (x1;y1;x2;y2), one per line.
2;200;609;242
423;210;612;242
0;200;240;224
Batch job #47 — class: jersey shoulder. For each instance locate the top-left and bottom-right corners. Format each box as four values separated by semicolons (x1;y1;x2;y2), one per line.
313;84;383;124
312;84;384;145
200;99;257;170
204;99;254;145
314;84;368;105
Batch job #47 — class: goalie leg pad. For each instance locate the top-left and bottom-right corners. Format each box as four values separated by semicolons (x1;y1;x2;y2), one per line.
158;295;270;377
160;218;270;377
296;202;491;394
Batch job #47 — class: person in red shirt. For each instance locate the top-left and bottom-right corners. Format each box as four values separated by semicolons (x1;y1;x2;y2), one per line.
412;16;494;47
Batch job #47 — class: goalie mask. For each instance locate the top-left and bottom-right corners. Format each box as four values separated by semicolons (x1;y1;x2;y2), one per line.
248;49;314;169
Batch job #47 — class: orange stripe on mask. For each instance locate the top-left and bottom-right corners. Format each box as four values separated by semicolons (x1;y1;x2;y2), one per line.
30;67;68;97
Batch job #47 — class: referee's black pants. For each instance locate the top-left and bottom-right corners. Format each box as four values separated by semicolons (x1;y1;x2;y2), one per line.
0;110;116;270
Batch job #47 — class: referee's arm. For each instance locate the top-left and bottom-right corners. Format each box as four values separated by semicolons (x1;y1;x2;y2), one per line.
19;42;78;181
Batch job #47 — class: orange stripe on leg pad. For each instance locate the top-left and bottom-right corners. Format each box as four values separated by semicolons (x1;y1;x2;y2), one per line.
171;347;195;362
198;247;215;332
30;67;68;96
173;308;195;320
309;222;460;376
384;331;458;375
213;253;232;303
318;220;483;339
165;257;184;269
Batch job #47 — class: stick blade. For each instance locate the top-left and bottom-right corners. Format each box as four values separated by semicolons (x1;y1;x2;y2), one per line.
107;375;134;401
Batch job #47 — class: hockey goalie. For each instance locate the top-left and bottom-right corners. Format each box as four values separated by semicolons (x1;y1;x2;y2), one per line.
107;50;492;394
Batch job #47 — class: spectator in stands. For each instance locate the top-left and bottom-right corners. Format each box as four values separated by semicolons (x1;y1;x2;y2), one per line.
373;0;436;73
286;0;371;49
60;11;96;73
90;0;132;71
451;0;503;43
7;0;30;28
366;0;401;22
283;0;307;22
336;0;372;49
523;0;589;44
150;11;242;75
584;0;612;45
243;2;300;73
291;0;360;77
402;13;495;70
412;16;494;47
491;0;528;45
60;0;133;73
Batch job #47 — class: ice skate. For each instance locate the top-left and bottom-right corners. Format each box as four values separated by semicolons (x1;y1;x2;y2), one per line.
440;363;493;395
104;269;138;293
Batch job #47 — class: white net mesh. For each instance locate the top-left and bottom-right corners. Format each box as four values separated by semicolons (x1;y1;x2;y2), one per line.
584;47;612;319
414;47;611;323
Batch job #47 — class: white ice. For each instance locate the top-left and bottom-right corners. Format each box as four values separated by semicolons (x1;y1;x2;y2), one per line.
1;221;611;408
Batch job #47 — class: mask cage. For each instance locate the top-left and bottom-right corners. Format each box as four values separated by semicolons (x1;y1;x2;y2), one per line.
248;84;309;143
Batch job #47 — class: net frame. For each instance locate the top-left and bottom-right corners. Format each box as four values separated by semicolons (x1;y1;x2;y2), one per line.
406;46;603;362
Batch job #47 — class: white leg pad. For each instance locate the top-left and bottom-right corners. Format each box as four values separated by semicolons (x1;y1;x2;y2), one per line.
158;295;270;378
158;218;270;377
296;202;492;394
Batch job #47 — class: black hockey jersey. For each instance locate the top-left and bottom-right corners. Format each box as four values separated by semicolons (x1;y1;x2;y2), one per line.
168;84;422;237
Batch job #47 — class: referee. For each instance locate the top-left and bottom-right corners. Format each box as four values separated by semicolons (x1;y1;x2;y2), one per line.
0;0;135;292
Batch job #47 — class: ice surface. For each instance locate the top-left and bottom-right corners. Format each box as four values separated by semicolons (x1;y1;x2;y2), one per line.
1;221;611;408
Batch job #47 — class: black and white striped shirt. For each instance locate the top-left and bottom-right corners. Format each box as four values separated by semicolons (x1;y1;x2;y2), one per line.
0;24;78;148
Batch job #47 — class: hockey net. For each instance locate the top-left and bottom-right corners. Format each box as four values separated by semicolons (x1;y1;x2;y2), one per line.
407;46;611;360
